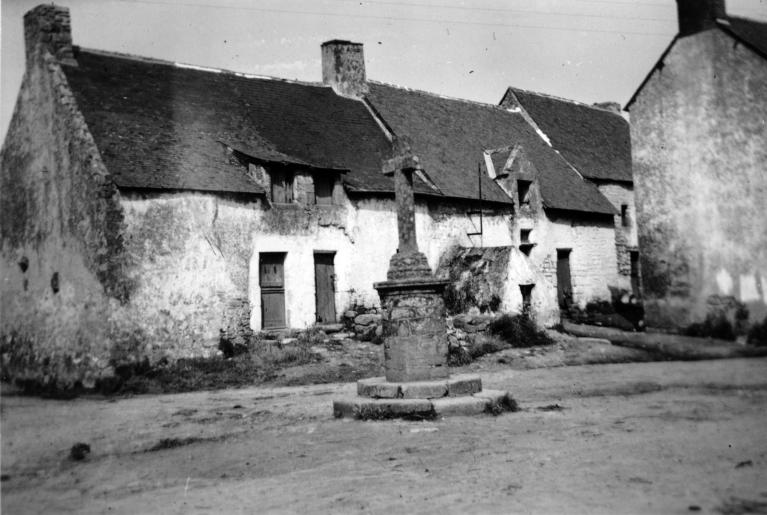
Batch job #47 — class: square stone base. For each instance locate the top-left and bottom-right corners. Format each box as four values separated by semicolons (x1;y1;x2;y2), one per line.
333;389;513;419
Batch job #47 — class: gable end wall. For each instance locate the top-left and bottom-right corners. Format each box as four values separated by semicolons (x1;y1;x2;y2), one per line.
631;29;767;329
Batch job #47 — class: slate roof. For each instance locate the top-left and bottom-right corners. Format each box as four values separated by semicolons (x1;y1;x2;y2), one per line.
64;49;614;214
64;50;398;195
626;14;767;109
504;87;632;183
723;16;767;58
366;83;616;214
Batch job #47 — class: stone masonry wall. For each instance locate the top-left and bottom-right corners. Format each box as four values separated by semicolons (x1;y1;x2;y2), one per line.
596;182;638;291
631;29;767;329
0;39;130;388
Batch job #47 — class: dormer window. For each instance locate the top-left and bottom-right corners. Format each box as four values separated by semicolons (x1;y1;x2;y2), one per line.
517;180;532;205
314;173;335;205
271;168;294;204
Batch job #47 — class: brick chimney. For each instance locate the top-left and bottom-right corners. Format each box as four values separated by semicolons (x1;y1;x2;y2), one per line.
676;0;727;36
321;40;368;98
24;4;76;66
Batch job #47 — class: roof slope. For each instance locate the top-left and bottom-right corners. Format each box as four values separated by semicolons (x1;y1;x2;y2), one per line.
366;83;616;214
505;88;632;182
64;50;399;195
724;16;767;57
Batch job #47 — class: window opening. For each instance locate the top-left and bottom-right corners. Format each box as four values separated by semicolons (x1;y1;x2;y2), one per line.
517;180;532;205
621;204;629;227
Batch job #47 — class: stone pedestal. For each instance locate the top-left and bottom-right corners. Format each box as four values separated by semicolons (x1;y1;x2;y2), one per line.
375;277;449;382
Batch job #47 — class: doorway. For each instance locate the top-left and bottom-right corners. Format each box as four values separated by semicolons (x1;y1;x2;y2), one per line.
259;252;286;329
556;249;572;309
314;252;337;323
630;250;640;297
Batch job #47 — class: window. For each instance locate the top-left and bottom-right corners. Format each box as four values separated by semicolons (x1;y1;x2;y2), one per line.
517;180;532;205
519;229;534;256
271;168;294;203
621;204;629;227
314;173;335;205
520;284;534;315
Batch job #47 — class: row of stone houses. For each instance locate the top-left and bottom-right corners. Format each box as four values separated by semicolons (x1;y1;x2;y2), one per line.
2;4;632;387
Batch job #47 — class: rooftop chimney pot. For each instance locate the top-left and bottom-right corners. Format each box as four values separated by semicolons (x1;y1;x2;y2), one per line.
321;40;368;99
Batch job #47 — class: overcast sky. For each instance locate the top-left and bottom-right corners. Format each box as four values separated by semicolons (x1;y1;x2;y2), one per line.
2;0;766;141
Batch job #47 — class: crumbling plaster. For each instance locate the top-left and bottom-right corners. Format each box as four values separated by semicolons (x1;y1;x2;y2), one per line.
631;28;767;328
0;45;130;388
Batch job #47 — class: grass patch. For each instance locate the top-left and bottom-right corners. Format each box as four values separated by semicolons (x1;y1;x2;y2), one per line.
102;334;323;396
747;316;767;347
145;436;218;452
484;393;520;416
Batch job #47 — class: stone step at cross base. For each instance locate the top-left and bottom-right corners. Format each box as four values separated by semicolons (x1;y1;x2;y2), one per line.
333;388;514;419
333;373;515;419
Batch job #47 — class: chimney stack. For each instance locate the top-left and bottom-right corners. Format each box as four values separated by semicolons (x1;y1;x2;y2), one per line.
676;0;727;36
24;4;76;66
321;40;368;99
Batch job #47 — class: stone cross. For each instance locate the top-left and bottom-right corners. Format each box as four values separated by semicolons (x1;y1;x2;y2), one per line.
382;146;421;254
381;141;432;280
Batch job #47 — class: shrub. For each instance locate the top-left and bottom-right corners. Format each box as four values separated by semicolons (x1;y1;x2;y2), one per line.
488;314;554;348
747;316;767;347
684;314;736;341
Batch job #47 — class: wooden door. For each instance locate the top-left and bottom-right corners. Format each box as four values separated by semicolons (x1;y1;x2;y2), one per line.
314;253;336;323
556;249;572;308
260;253;286;329
630;251;640;296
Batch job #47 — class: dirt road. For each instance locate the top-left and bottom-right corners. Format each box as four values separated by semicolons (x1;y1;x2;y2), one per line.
3;358;767;514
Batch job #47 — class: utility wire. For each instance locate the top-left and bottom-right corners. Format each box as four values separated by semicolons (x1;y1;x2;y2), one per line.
325;0;672;22
114;0;675;36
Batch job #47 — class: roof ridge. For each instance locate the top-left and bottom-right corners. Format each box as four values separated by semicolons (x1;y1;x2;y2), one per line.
508;86;624;116
368;79;512;113
76;47;327;88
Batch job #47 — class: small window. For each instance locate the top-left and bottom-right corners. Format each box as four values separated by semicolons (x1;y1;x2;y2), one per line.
517;180;532;205
621;204;629;227
315;174;335;205
271;168;294;203
520;229;531;244
520;284;534;315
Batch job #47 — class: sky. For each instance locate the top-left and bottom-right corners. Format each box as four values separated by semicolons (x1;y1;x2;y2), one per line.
2;0;767;141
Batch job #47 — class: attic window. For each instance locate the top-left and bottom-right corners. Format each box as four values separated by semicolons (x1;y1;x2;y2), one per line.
271;168;294;204
621;204;630;227
314;173;335;205
520;229;531;244
517;180;532;205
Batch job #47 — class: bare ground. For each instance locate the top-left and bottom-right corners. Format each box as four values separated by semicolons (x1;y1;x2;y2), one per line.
2;357;767;514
